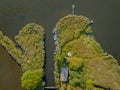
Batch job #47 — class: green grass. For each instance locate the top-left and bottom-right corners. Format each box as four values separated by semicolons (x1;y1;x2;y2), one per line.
0;23;45;90
54;15;120;90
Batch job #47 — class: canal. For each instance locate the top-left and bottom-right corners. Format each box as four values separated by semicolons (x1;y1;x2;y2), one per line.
0;0;120;89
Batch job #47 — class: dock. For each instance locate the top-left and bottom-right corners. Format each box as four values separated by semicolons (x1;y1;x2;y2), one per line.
44;86;58;90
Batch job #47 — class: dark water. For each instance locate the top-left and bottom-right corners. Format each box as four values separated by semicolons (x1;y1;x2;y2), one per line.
0;0;120;89
0;45;24;90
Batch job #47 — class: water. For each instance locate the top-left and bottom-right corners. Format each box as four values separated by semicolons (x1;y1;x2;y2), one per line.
0;45;24;90
0;0;120;89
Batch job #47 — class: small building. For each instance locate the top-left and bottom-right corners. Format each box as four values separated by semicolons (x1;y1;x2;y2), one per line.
60;66;68;82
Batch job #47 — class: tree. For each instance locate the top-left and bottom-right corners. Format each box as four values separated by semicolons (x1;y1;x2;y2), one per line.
21;69;44;90
85;79;94;90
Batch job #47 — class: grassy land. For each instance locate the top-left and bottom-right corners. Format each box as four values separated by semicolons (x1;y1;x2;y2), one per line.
54;15;120;90
0;23;45;90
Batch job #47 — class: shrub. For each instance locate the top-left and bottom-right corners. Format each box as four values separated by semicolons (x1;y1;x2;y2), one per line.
67;57;83;70
21;69;44;90
85;79;94;90
69;77;80;86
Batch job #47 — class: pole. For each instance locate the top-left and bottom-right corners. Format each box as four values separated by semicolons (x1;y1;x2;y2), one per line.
72;4;75;15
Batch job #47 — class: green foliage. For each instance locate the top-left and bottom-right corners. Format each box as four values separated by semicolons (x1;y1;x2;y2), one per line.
69;77;80;86
69;70;86;89
103;54;119;64
62;36;99;58
85;79;94;90
59;84;67;90
15;23;45;71
54;15;91;89
0;23;45;89
54;77;60;87
54;51;63;61
69;71;80;79
56;14;90;48
17;23;44;36
0;31;3;36
66;85;74;90
85;26;92;34
88;39;104;56
54;15;120;89
0;31;23;64
21;69;44;90
67;57;83;70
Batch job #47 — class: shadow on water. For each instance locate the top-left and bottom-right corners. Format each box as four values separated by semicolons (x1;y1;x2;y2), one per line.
43;34;47;86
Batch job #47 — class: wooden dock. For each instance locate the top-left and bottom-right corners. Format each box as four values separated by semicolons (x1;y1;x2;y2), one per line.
44;86;58;90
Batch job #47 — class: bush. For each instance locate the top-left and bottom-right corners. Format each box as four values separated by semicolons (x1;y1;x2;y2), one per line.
85;79;94;90
67;57;83;70
21;69;44;90
69;77;80;86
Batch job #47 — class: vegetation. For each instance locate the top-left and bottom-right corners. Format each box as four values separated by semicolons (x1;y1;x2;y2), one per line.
66;57;83;70
54;14;120;90
21;69;44;90
0;23;45;90
0;31;23;64
85;79;94;90
1;15;120;90
15;23;44;71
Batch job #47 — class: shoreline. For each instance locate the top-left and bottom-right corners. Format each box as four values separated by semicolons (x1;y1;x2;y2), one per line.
0;44;21;67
